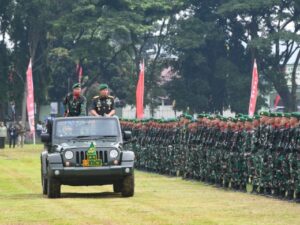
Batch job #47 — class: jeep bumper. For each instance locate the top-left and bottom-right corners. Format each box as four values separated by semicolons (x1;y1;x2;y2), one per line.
47;165;134;186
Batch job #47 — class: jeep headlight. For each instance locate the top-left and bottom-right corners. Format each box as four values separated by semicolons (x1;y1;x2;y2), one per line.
109;149;119;158
64;150;74;160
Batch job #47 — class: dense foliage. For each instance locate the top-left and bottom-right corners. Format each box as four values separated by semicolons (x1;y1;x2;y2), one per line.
0;0;299;118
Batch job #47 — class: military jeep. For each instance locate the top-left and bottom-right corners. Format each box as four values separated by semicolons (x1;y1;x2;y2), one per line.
40;116;135;198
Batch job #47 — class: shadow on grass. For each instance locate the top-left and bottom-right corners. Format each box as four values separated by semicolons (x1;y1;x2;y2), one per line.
0;193;42;200
61;192;121;199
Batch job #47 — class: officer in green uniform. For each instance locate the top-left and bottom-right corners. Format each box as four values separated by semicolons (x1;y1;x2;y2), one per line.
90;83;115;117
63;83;87;117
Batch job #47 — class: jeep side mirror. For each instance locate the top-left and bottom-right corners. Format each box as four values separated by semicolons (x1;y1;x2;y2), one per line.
41;133;51;143
123;131;132;141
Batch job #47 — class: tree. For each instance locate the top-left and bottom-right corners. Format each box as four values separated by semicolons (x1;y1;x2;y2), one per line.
218;0;300;111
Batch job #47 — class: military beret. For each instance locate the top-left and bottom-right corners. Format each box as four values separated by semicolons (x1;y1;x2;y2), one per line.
238;117;246;122
276;112;284;117
99;83;109;90
231;118;238;122
216;114;222;119
72;83;81;89
284;113;291;118
253;114;260;120
291;112;300;119
184;114;193;120
245;117;253;122
235;113;244;118
269;112;277;117
259;111;269;116
197;114;205;118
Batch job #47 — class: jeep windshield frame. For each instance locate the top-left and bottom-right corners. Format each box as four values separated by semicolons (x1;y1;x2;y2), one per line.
52;117;122;144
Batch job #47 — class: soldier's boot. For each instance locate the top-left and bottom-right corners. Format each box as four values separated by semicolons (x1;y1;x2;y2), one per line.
295;192;300;203
251;185;258;194
240;183;247;192
259;187;265;195
272;189;281;198
215;178;222;187
232;182;239;191
286;190;294;200
223;180;229;188
264;187;272;196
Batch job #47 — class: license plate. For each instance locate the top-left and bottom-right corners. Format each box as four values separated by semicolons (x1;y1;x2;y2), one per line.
82;159;102;167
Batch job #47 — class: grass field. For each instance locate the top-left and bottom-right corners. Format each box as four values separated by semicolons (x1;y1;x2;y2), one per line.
0;145;299;225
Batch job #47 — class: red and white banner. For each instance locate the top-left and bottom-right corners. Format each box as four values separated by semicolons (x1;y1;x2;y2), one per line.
76;63;83;83
136;60;145;119
26;58;35;133
248;59;259;116
274;94;281;108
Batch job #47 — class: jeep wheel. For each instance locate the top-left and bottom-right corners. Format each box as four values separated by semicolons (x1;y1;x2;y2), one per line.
121;174;134;197
47;177;61;198
113;182;122;193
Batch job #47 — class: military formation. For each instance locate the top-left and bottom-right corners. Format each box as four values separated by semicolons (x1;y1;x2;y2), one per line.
120;112;300;202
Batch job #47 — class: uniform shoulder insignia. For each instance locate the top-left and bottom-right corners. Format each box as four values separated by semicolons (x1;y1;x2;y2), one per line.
108;95;114;99
93;95;99;99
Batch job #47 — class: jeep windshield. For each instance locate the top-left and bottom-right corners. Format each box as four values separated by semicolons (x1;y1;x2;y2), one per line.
54;118;119;139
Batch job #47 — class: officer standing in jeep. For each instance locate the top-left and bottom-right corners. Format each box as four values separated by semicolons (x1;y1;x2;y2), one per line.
63;83;87;117
90;83;115;117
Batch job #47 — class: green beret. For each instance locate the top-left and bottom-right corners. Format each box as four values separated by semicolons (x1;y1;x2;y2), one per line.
197;114;205;118
232;118;238;122
184;114;193;120
216;114;222;119
284;113;291;118
276;112;283;117
141;118;149;123
259;111;269;116
253;114;260;120
291;112;300;119
99;83;109;90
270;112;276;117
72;83;81;89
245;117;253;122
235;113;244;118
238;117;246;122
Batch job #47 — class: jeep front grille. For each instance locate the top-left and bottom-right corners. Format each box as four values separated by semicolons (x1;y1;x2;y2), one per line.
75;150;108;166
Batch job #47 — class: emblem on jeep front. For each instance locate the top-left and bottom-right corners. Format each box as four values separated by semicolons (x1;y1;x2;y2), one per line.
82;142;102;167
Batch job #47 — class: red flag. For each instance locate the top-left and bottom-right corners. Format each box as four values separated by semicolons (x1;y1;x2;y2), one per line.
136;61;145;119
26;58;35;134
274;94;281;108
248;59;259;116
76;63;83;83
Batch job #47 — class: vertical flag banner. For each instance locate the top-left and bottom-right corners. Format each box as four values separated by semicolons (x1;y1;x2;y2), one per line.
77;63;83;83
248;59;259;116
274;94;281;108
26;58;35;134
136;60;145;119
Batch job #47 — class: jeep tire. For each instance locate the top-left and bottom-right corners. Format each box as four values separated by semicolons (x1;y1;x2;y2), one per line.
42;176;48;195
113;181;122;193
47;177;61;198
121;173;134;197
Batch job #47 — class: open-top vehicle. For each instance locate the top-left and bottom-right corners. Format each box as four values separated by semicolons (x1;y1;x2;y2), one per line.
40;116;135;198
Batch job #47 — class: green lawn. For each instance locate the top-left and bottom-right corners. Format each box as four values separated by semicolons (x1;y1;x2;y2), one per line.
0;145;299;225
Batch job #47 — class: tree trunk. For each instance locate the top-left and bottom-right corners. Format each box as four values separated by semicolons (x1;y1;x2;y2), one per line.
291;50;300;111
